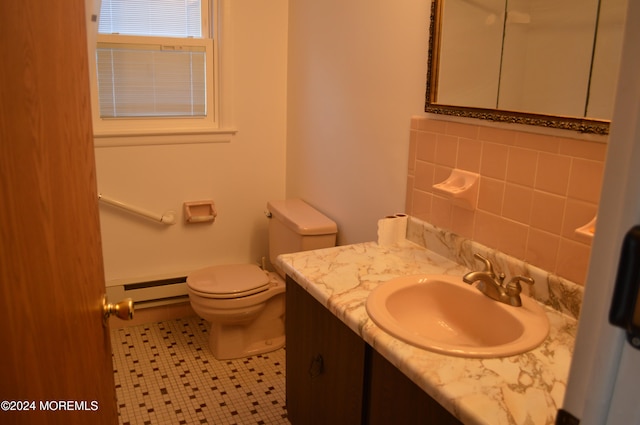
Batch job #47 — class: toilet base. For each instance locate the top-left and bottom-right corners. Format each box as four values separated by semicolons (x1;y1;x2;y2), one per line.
209;331;285;360
208;314;286;360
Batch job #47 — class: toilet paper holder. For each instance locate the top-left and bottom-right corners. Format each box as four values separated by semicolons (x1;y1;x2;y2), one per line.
184;200;217;224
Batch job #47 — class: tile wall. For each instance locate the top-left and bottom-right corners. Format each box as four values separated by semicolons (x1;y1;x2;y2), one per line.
405;116;607;285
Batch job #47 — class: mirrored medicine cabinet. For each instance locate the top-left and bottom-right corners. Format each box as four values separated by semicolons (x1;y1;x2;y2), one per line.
426;0;627;135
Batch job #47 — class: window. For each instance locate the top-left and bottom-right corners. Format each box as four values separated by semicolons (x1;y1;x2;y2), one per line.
92;0;217;135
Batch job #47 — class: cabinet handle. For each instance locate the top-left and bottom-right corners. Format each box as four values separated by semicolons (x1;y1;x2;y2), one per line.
308;354;324;379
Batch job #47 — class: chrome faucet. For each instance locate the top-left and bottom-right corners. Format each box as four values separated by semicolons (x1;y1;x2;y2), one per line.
463;253;534;307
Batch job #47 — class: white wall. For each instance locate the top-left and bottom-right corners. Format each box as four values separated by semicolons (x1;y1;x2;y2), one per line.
95;0;289;283
286;0;431;244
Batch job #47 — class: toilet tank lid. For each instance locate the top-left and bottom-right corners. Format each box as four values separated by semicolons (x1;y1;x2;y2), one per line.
267;199;337;236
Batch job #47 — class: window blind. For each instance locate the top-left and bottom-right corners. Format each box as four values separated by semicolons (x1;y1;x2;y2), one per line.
99;0;202;38
96;44;206;118
96;0;208;119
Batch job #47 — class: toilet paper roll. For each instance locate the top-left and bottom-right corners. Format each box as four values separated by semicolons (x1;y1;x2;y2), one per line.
377;215;400;246
394;213;408;241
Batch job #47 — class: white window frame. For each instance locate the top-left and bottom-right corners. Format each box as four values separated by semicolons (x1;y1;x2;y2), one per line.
88;0;235;144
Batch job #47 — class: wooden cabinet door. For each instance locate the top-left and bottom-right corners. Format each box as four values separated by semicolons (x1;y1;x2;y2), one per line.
286;277;365;425
366;349;462;425
285;278;314;423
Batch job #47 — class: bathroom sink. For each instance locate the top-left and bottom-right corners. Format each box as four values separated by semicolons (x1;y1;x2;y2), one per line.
366;274;549;358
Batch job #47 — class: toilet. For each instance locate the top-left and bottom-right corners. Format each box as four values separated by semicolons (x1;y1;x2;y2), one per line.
187;199;338;360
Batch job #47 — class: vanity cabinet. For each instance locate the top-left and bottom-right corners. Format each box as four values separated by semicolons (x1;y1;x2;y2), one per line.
286;276;462;425
285;277;365;425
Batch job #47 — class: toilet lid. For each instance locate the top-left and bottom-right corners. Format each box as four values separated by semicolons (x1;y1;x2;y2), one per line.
187;264;271;298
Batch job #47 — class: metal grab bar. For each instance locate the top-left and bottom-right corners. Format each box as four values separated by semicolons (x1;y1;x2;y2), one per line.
98;193;176;225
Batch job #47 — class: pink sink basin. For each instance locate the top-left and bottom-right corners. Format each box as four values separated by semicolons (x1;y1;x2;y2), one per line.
366;274;549;358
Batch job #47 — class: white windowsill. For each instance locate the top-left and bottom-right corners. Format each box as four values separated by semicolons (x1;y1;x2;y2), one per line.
93;127;238;147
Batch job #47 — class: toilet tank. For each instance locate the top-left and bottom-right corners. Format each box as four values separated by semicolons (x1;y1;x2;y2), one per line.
267;199;337;276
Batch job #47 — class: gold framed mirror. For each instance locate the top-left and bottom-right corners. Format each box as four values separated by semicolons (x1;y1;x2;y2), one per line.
425;0;626;135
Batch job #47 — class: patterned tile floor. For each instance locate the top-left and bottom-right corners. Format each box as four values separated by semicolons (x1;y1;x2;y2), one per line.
110;316;290;425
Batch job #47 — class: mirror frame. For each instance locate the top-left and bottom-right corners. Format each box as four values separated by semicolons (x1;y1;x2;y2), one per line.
425;0;611;135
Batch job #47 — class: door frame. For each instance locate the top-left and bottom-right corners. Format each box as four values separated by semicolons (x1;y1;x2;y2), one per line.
562;0;640;422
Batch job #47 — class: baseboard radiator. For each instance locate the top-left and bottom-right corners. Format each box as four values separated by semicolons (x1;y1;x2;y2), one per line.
106;275;190;309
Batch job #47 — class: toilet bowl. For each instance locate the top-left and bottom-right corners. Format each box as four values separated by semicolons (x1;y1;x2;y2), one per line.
187;264;285;360
186;199;338;360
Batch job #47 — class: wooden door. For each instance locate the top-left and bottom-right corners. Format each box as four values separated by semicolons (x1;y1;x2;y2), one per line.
0;1;118;424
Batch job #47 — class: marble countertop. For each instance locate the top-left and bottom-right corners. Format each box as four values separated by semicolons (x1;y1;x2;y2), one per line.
277;240;577;425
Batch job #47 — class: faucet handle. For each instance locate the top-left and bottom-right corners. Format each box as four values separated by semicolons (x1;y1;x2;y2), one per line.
472;253;505;282
473;253;493;273
505;276;535;307
505;275;535;295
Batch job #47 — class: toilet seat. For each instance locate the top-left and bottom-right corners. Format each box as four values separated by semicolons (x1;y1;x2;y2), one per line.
187;264;271;299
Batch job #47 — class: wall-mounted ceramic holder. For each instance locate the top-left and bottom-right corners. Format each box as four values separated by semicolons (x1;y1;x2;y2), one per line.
184;201;217;224
575;216;597;240
432;169;479;210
